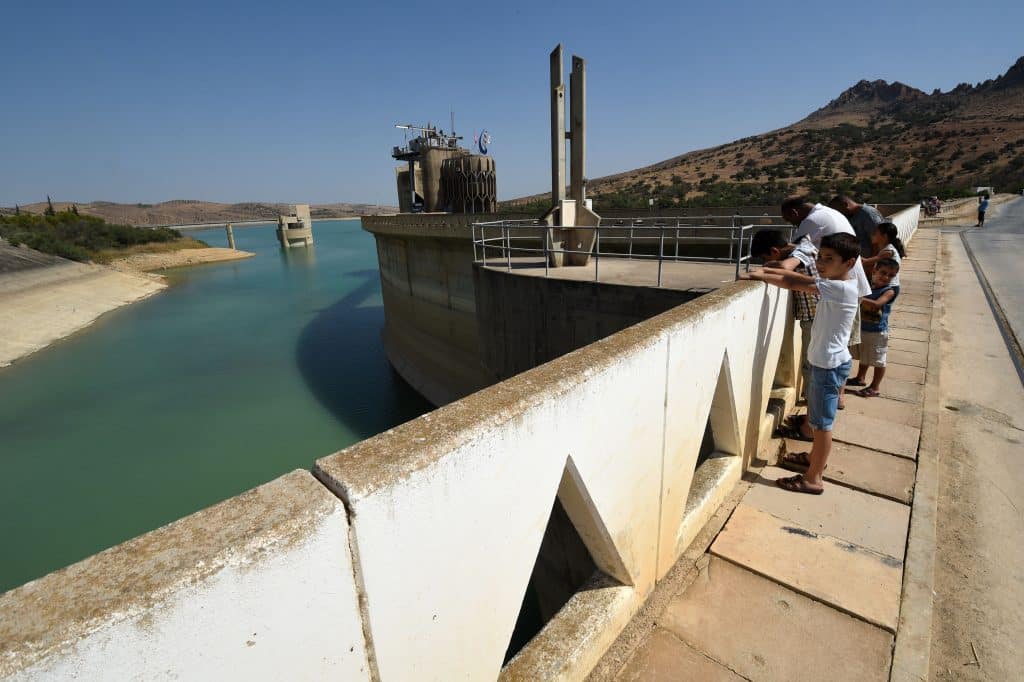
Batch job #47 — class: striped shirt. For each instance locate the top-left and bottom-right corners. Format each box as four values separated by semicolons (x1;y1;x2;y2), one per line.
792;240;819;322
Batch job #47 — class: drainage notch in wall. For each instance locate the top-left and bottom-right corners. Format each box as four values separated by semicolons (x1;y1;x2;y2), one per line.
503;497;597;663
502;457;632;668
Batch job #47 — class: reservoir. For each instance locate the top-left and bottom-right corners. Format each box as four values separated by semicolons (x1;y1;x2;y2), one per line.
0;220;432;593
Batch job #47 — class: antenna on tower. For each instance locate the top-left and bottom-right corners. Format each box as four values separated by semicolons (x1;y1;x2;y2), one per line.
450;109;455;136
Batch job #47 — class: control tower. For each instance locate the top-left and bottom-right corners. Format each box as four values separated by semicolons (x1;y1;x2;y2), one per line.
392;123;496;213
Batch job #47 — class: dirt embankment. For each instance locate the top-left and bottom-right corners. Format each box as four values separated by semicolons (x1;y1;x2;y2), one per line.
106;247;254;273
0;242;254;368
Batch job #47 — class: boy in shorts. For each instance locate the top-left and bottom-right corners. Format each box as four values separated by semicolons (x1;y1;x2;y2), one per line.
849;259;900;397
741;233;862;494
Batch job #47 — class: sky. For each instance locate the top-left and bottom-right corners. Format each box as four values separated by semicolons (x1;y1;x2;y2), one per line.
2;0;1022;206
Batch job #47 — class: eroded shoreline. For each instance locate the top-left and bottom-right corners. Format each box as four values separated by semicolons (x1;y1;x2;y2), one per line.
0;245;254;368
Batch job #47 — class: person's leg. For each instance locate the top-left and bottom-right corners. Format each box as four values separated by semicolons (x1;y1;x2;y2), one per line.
803;427;831;488
869;366;886;391
778;363;844;493
858;331;886;397
799;319;813;400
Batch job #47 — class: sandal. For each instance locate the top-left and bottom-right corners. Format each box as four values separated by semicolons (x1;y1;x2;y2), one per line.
776;474;824;495
779;451;827;470
857;387;880;398
777;424;813;442
846;378;867;387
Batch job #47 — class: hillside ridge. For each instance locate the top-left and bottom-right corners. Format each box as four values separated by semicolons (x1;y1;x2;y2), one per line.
505;55;1024;209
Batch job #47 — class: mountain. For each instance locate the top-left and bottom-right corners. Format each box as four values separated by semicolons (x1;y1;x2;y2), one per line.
3;200;399;226
505;56;1024;209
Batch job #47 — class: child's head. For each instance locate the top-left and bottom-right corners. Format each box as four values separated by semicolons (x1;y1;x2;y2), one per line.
750;229;789;262
817;233;860;280
872;258;900;288
871;222;906;257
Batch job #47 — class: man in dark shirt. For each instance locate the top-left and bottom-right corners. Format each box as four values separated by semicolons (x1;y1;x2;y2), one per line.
830;195;883;257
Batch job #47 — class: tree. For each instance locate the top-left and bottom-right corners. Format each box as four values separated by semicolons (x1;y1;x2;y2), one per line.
45;196;55;216
71;204;79;215
14;205;19;215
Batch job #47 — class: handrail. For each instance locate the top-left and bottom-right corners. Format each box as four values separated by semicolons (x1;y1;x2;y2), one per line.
471;219;764;286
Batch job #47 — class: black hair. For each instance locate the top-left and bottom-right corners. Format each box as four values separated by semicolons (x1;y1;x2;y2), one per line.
875;222;907;257
876;257;900;272
820;233;860;261
829;194;854;206
750;229;788;258
781;195;808;213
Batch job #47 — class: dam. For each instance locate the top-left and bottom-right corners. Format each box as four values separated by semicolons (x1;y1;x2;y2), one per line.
2;45;925;681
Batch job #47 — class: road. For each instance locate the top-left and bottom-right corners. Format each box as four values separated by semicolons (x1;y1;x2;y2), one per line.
963;196;1024;371
929;215;1024;680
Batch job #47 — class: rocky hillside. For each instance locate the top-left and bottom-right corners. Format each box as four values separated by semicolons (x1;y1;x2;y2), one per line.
2;200;398;226
507;56;1024;210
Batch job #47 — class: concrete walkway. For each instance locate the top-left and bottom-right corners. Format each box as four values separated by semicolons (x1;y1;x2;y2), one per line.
601;232;941;681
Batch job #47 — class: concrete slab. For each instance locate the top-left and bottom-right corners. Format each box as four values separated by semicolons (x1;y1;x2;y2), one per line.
888;337;928;354
888;327;929;343
881;362;927;385
840;392;922;427
895;304;932;316
894;296;933;310
876;378;924;403
614;628;744;682
781;439;916;503
887;348;928;368
742;467;910;557
710;505;903;631
658;557;893;682
888;313;931;330
833;412;920;459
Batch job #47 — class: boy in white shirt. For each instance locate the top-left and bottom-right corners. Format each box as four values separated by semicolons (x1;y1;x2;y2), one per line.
741;233;862;494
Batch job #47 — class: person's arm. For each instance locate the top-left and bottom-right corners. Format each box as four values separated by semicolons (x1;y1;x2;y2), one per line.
860;289;896;311
740;267;818;293
862;246;895;266
764;256;801;270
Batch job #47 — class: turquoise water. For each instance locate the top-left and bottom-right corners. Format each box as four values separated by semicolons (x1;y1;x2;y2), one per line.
0;221;432;593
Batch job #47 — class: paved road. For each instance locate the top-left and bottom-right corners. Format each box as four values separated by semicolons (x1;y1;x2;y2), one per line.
963;196;1024;364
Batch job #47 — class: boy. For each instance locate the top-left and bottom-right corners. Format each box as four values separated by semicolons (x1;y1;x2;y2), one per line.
741;233;862;494
850;259;900;397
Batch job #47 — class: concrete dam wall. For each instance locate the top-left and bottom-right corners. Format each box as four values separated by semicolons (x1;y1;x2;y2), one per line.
0;207;920;680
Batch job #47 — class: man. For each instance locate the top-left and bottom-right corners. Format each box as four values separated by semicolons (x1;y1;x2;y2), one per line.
829;195;883;256
779;196;871;297
977;194;990;226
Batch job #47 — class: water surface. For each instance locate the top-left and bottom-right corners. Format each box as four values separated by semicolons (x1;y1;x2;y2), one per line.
0;220;432;592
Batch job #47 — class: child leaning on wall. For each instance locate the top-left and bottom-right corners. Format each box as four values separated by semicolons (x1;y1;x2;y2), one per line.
740;233;862;495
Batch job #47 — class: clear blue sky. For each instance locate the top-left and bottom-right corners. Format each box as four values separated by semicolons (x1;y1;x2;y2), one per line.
2;0;1021;206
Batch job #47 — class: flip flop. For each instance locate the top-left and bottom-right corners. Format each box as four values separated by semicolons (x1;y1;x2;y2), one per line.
777;424;813;442
779;451;828;470
846;378;867;387
857;387;881;398
776;474;824;495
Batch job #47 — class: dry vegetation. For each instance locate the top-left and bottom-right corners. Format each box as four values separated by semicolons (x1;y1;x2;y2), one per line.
504;56;1024;211
2;200;398;227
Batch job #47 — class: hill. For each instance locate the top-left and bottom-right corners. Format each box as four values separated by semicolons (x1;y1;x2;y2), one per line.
505;56;1024;210
0;200;398;227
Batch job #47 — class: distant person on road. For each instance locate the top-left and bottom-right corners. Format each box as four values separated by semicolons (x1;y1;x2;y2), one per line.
848;259;900;398
741;233;863;494
829;195;883;257
977;194;990;226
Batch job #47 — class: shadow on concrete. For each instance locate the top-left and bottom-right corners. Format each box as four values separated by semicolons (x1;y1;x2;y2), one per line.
294;269;433;441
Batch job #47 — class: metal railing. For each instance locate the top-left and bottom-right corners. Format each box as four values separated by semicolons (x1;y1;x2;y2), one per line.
471;217;781;287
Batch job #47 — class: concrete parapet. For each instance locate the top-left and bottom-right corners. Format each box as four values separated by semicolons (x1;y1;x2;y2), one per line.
0;471;371;680
313;280;790;679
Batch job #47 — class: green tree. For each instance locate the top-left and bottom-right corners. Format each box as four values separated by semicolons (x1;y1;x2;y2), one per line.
45;196;55;216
